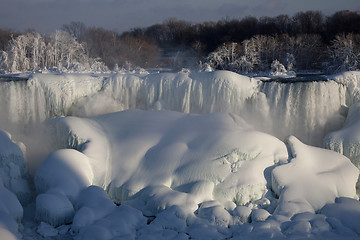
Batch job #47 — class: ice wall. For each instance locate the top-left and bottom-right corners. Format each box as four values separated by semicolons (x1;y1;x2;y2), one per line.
1;70;358;145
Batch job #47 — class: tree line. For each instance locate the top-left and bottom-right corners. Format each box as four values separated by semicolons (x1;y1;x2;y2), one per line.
0;10;359;73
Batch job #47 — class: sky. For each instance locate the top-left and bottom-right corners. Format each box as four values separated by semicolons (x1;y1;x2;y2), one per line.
0;0;359;34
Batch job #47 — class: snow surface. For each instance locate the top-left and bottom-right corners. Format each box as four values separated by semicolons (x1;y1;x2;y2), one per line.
1;70;360;239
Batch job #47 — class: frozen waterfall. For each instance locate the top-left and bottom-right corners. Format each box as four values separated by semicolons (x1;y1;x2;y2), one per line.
0;70;357;145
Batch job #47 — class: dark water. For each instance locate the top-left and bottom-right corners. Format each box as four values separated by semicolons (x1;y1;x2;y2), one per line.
267;74;328;83
0;75;29;82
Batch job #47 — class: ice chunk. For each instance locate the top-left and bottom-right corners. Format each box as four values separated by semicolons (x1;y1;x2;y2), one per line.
35;188;75;227
34;149;94;201
196;201;232;227
71;186;116;233
232;205;252;224
75;204;146;240
251;209;271;222
149;206;187;232
37;221;58;238
0;130;31;204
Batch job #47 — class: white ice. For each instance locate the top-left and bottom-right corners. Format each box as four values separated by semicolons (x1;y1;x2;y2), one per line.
1;70;360;239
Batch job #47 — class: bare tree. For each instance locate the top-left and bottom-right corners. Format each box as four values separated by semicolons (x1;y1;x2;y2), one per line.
61;22;87;42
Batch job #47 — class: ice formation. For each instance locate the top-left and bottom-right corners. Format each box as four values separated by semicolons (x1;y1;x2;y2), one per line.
0;70;360;239
0;130;28;239
0;70;355;145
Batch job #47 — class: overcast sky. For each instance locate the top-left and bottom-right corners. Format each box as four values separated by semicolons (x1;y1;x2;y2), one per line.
0;0;359;34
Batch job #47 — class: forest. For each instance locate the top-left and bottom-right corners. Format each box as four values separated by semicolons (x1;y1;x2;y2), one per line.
0;10;359;74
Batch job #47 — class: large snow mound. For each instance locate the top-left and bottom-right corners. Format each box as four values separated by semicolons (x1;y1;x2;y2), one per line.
273;136;358;218
33;109;359;239
47;110;289;210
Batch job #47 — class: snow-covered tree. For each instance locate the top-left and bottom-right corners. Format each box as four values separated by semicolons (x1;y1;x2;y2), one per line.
0;50;8;72
206;42;243;72
327;33;360;73
2;30;108;73
271;59;287;73
285;53;296;71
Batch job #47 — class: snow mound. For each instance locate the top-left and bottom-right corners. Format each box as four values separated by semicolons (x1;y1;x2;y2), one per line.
37;109;360;239
77;110;288;209
45;116;110;187
321;197;360;235
35;188;75;227
272;136;358;218
34;149;94;201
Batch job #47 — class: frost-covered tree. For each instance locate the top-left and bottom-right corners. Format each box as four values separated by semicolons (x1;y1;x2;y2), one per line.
327;33;360;72
270;59;287;73
1;30;108;73
285;53;296;71
0;50;8;73
206;42;241;71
